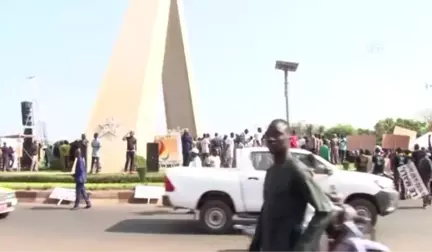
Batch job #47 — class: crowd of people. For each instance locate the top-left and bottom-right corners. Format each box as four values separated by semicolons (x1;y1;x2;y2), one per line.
180;128;350;168
181;127;432;209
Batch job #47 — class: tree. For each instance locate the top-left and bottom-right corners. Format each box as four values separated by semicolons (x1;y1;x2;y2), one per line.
357;128;374;135
373;118;395;138
324;124;356;139
374;117;427;138
305;124;315;136
394;118;427;136
318;125;325;135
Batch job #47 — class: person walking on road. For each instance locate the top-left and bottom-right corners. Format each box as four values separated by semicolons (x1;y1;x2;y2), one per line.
72;148;91;210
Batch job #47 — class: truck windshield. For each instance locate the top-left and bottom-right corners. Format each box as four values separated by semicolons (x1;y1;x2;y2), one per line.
250;151;274;171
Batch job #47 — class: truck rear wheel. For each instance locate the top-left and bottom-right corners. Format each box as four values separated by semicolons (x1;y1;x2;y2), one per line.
199;200;233;234
0;212;9;219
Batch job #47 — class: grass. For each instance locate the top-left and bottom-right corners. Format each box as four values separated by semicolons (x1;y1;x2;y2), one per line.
0;182;163;190
335;163;356;171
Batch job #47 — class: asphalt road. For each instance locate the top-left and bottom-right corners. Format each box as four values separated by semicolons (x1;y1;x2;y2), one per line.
0;200;431;251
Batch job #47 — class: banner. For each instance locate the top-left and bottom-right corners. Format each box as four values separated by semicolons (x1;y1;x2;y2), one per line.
382;134;410;149
393;126;417;149
397;162;429;199
154;133;182;167
347;135;376;152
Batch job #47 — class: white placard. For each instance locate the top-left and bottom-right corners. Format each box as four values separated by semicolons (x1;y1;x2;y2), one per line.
49;187;76;204
134;185;164;199
397;162;429;199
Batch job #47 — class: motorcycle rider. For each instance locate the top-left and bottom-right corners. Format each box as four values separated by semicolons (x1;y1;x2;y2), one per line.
249;119;333;251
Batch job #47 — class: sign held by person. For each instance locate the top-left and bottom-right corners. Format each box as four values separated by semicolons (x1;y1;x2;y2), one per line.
49;187;76;205
347;135;376;152
134;185;164;204
381;134;410;149
397;162;429;199
393;126;417;149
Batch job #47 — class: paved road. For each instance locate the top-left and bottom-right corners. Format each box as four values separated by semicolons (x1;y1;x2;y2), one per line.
0;200;431;251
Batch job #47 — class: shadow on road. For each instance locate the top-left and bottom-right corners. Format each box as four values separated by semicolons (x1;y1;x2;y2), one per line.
398;206;425;210
218;250;247;252
134;209;193;216
106;219;238;235
30;206;72;211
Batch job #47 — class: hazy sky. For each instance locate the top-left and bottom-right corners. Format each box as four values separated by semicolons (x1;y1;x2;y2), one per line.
1;0;432;141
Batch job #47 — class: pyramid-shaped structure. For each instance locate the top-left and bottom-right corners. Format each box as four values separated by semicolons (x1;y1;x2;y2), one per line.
85;0;200;173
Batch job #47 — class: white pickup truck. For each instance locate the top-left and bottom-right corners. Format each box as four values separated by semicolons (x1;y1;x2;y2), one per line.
163;147;399;234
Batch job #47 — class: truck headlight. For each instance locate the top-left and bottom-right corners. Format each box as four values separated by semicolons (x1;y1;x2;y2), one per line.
6;192;15;199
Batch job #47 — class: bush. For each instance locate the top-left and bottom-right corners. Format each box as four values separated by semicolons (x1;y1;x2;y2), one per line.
342;161;351;170
135;155;146;169
0;172;164;184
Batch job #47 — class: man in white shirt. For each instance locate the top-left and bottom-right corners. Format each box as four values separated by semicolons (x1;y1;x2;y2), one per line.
254;127;263;146
201;133;210;160
90;133;101;173
206;148;221;168
225;133;235;168
188;148;202;167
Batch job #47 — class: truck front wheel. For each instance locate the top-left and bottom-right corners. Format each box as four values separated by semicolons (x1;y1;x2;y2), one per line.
347;198;378;226
199;200;233;234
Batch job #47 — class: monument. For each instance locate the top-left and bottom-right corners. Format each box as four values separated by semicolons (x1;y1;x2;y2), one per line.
85;0;200;173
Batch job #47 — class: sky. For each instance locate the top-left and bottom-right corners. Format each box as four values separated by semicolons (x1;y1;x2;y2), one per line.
1;0;432;141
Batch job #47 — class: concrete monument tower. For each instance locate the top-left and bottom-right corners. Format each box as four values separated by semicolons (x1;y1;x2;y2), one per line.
85;0;200;173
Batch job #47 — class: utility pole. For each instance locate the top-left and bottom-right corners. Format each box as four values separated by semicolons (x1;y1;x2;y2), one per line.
275;60;299;126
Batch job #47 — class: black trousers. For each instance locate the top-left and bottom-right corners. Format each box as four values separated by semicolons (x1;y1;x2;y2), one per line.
83;153;87;171
2;156;9;170
394;171;406;198
339;149;346;162
90;157;100;173
183;152;190;166
64;156;69;170
74;182;91;207
124;151;135;172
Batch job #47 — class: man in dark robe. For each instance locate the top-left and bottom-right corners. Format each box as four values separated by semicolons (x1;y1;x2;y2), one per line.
411;144;425;168
249;119;333;252
418;153;432;208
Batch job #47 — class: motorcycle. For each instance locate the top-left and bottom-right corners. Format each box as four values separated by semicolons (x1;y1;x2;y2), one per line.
234;195;390;252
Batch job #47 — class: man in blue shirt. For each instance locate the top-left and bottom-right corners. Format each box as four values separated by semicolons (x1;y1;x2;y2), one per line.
72;148;91;210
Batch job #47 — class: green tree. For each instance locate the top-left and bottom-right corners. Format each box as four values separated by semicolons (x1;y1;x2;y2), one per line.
318;125;325;135
374;117;427;138
324;124;356;139
394;118;427;137
305;124;315;136
356;128;374;135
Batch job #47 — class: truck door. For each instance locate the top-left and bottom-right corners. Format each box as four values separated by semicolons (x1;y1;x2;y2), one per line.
291;152;331;193
240;151;273;212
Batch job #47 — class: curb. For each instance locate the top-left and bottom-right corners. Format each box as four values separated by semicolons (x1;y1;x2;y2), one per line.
15;190;162;205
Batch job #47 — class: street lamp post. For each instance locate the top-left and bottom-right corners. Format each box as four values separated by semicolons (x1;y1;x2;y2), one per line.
275;60;299;127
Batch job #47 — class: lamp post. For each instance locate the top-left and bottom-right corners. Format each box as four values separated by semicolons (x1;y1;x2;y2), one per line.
275;60;299;127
